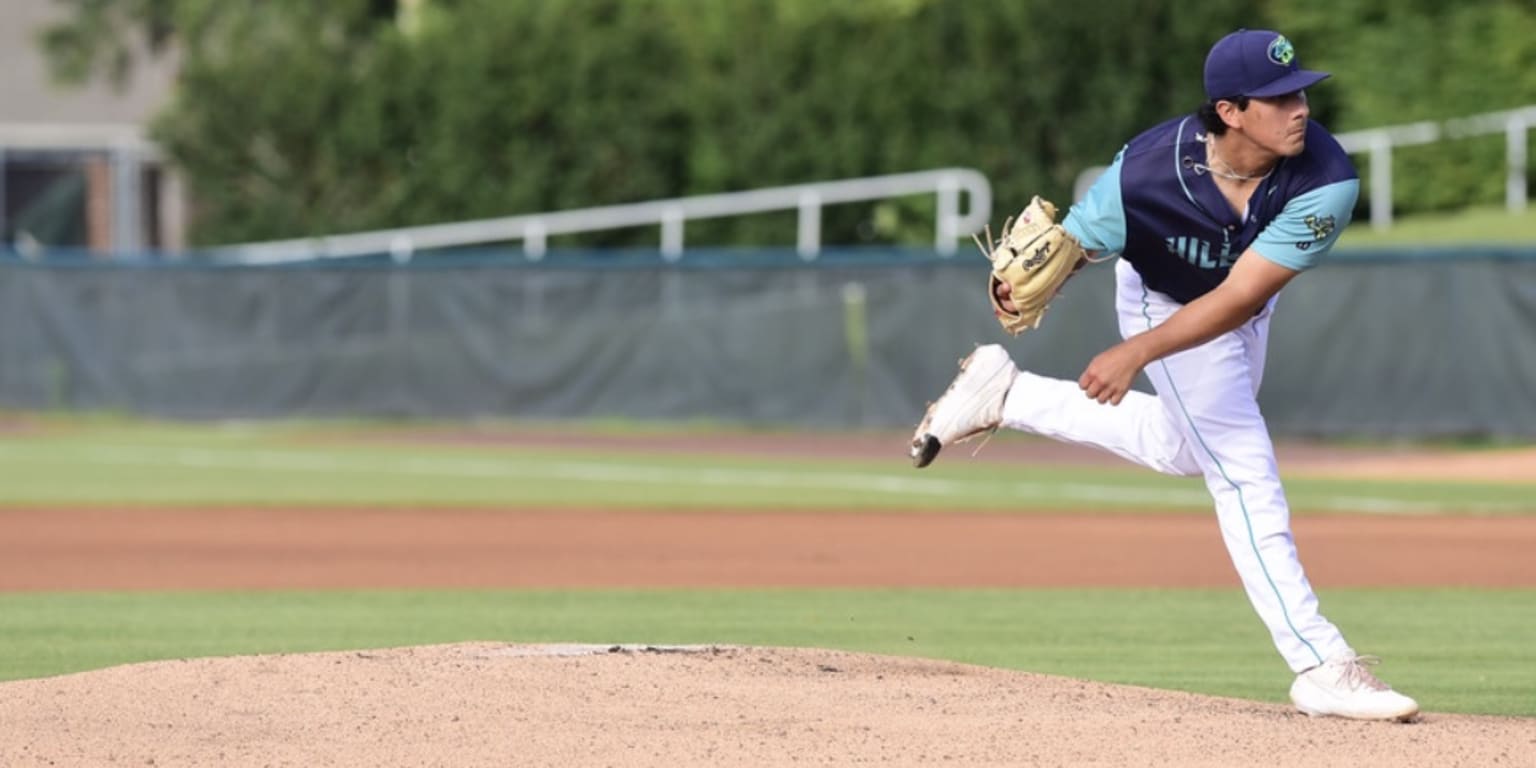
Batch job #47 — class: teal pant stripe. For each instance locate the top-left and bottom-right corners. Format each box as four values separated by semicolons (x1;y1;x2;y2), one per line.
1139;287;1324;667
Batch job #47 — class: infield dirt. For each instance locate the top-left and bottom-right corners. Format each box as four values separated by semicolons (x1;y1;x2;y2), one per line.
3;643;1533;767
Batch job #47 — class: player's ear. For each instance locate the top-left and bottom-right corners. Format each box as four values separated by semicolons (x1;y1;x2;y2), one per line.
1215;99;1244;130
1218;95;1254;129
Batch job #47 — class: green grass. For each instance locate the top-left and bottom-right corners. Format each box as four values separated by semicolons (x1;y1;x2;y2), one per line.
0;420;1531;514
0;587;1531;716
1338;203;1536;248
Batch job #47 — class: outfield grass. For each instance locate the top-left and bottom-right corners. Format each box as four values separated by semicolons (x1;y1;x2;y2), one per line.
0;420;1531;514
1338;203;1536;248
0;588;1531;716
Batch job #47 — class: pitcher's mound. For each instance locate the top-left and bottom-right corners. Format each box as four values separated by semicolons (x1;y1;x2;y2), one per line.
0;643;1528;767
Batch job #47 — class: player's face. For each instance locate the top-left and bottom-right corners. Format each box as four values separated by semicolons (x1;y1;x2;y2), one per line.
1245;90;1311;157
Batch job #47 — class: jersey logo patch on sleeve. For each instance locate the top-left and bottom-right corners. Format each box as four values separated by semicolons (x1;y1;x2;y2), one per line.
1297;214;1336;250
1304;214;1335;239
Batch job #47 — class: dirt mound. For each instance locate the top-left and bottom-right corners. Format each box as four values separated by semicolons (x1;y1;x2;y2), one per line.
2;643;1530;767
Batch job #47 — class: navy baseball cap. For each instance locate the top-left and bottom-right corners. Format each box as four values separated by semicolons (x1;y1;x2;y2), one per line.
1204;29;1329;101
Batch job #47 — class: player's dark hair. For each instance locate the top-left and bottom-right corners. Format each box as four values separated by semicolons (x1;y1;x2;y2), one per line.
1198;96;1250;135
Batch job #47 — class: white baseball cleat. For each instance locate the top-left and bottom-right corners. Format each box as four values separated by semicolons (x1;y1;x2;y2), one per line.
1289;651;1420;722
910;344;1018;468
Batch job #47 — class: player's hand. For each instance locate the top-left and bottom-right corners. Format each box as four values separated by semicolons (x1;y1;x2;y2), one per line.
992;277;1017;314
1078;340;1149;405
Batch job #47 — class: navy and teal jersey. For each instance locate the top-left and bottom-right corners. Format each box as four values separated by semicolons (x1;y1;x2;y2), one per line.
1063;115;1359;305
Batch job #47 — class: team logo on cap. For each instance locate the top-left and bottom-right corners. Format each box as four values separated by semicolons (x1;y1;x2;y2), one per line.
1268;35;1295;66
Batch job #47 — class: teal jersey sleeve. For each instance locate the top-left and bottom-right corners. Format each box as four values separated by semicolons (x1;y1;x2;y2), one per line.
1251;179;1359;271
1061;149;1126;255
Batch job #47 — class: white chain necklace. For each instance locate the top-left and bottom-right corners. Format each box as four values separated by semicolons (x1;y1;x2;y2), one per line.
1195;135;1270;182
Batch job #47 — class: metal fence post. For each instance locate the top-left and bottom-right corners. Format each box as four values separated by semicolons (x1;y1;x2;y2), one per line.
389;235;415;264
524;220;547;261
1369;134;1393;231
935;174;959;255
1508;115;1528;214
796;190;821;260
660;207;684;261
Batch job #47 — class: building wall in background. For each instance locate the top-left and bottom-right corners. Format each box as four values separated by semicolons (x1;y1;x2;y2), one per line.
0;0;175;125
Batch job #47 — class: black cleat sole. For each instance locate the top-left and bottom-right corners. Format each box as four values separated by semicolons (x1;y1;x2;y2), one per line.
911;434;941;468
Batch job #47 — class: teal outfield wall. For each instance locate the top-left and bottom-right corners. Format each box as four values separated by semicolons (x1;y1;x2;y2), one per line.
2;247;1534;438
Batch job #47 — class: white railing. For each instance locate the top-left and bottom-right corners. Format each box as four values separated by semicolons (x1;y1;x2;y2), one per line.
1335;105;1535;230
210;168;992;264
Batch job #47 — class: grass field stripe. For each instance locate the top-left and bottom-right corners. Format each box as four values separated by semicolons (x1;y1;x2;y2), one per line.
1309;496;1458;514
2;443;1209;503
58;444;972;496
0;443;1521;513
67;444;1200;502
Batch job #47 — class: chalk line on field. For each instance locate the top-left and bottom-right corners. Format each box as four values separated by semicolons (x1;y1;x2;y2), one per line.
0;443;1523;515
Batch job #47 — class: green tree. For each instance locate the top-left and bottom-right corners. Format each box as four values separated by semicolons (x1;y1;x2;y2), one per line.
392;0;692;236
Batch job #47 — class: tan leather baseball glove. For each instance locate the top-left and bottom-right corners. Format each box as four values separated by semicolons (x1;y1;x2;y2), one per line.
977;196;1095;335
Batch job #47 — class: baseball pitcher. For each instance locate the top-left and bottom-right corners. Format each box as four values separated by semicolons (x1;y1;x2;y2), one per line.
911;29;1418;722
